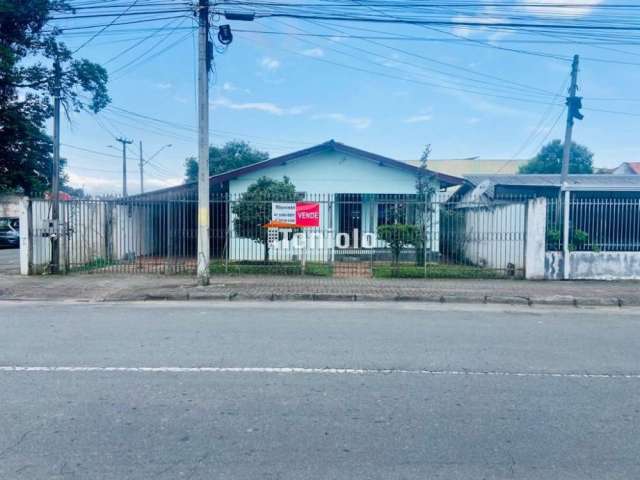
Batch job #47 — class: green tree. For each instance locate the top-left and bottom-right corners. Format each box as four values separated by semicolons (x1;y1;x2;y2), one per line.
377;224;421;265
232;176;296;262
184;140;269;182
0;0;110;195
414;144;436;265
519;139;593;174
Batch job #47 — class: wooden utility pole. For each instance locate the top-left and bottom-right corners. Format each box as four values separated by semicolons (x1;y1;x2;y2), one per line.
116;137;133;197
50;53;62;274
197;0;210;285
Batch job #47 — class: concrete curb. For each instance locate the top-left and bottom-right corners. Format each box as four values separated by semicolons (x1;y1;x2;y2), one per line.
85;288;633;308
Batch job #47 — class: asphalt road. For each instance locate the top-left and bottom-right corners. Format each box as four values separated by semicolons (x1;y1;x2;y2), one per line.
0;247;19;274
1;302;639;479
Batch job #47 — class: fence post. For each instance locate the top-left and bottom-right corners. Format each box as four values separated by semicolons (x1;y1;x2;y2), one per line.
524;197;547;279
19;197;32;275
562;189;571;280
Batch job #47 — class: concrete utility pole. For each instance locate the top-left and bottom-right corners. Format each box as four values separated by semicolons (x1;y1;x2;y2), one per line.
137;142;172;194
560;54;583;280
139;141;144;194
50;53;62;274
116;137;133;197
197;0;211;285
560;54;582;184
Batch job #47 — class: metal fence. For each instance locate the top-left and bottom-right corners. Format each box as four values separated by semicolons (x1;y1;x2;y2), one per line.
546;196;640;252
24;193;528;278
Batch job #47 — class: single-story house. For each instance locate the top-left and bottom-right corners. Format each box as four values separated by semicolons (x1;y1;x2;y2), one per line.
132;140;462;263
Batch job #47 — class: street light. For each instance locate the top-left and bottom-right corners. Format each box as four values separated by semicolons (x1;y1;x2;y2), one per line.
139;143;172;194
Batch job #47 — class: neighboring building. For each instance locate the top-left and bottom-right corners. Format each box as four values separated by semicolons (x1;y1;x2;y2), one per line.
457;174;640;201
611;162;640;175
403;158;527;177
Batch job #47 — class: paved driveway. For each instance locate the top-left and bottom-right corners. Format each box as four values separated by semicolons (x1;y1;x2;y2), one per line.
0;247;19;274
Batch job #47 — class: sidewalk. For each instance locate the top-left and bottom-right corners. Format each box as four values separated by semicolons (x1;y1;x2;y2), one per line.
1;273;639;307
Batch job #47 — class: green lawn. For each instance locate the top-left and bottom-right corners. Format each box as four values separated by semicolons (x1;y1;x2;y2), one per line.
209;261;333;277
373;263;514;279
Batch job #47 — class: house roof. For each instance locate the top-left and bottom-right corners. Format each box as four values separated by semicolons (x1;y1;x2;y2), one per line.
208;140;462;188
403;158;527;177
459;174;640;199
621;162;640;174
133;140;463;198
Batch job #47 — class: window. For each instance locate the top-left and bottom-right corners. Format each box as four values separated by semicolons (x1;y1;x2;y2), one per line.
376;195;416;226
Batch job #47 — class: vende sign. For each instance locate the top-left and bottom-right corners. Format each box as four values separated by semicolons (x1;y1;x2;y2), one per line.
295;202;320;227
271;202;320;227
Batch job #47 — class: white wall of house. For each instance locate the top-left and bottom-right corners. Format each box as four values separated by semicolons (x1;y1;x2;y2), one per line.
226;150;441;262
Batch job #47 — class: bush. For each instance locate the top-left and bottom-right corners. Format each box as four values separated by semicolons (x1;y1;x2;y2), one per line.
377;224;421;264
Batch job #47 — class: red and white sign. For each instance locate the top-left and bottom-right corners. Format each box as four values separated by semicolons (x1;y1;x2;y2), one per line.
295;202;320;227
272;202;320;227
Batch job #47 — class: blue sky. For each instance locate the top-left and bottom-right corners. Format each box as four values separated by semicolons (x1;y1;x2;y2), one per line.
51;1;640;194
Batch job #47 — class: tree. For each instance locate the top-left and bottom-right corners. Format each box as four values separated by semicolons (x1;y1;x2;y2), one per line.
232;177;296;262
377;224;421;265
184;141;269;182
519;139;593;174
414;144;436;265
0;0;110;195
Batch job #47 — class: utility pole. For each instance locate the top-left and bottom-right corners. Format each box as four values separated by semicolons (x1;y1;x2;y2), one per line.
560;54;583;184
50;52;62;274
116;137;133;197
560;54;584;280
139;141;144;194
197;0;211;285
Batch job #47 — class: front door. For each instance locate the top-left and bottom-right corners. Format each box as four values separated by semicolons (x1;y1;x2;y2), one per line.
337;194;361;248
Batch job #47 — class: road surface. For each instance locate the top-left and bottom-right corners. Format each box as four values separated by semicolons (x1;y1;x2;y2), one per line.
0;301;639;479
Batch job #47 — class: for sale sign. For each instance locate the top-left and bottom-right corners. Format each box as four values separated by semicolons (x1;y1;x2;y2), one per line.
271;202;320;227
271;202;296;224
295;202;320;227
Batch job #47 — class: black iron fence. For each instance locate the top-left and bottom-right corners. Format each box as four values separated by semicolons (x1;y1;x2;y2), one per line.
24;193;529;278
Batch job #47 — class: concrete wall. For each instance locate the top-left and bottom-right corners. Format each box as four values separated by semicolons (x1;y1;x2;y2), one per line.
545;251;640;280
0;195;22;218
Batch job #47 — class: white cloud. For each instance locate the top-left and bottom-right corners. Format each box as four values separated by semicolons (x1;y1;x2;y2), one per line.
154;82;173;90
312;113;371;130
260;56;281;70
222;82;236;91
213;96;309;116
522;0;602;17
66;172;182;194
300;48;324;58
404;114;432;124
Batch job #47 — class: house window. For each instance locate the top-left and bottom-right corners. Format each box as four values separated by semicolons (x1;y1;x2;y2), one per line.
376;195;416;226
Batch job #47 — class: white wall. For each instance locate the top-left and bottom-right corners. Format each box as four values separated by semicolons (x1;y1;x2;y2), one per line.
0;195;22;218
23;199;155;274
545;251;640;280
